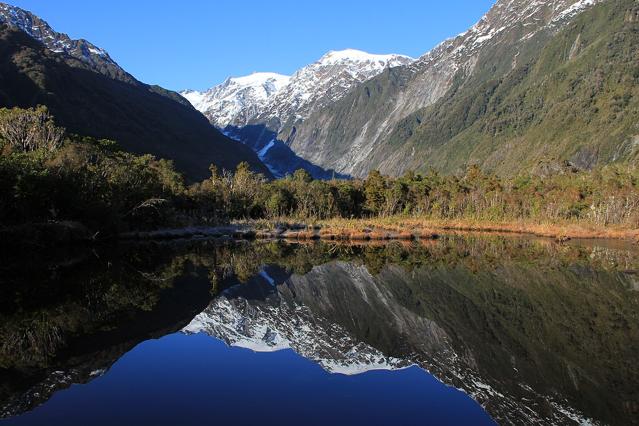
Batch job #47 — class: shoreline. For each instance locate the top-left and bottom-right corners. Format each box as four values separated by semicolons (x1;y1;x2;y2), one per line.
306;218;639;242
117;218;639;243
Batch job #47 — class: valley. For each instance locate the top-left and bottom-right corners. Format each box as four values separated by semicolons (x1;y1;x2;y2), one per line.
183;0;638;179
0;1;638;424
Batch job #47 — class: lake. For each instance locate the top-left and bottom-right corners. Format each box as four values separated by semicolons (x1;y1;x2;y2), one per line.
1;235;638;425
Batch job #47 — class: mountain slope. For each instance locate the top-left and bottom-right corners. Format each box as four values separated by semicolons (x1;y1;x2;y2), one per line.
183;49;412;178
255;49;414;129
284;0;619;177
0;2;132;83
0;6;270;181
375;0;639;175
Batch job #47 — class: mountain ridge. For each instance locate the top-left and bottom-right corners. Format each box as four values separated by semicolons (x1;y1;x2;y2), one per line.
0;3;271;180
0;2;134;83
182;49;413;130
181;48;413;178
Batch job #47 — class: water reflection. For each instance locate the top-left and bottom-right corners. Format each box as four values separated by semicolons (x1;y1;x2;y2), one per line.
1;236;638;425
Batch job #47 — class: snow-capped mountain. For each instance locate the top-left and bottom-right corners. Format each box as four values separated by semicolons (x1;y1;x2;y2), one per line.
182;73;290;129
181;49;413;129
259;49;414;127
0;2;132;82
183;0;605;179
411;0;602;74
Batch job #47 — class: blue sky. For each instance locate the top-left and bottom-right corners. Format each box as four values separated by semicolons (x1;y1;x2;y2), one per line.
8;0;495;91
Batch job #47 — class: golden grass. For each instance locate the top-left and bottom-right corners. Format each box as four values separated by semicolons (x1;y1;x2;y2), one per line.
240;216;639;242
314;217;639;241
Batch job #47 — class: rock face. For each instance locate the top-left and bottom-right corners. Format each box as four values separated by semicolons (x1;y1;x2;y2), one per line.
0;3;271;180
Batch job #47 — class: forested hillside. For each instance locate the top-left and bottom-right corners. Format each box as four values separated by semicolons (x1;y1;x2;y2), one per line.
379;0;639;175
0;25;270;181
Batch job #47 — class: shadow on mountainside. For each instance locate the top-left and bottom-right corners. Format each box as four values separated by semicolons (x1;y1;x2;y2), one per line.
223;124;351;180
0;25;270;182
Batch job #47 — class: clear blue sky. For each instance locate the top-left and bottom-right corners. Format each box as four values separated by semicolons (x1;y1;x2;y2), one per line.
7;0;495;91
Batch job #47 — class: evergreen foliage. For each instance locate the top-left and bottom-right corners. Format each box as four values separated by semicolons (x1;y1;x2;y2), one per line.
2;106;639;240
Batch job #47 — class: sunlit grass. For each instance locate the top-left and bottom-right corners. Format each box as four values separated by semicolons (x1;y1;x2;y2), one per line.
236;216;639;241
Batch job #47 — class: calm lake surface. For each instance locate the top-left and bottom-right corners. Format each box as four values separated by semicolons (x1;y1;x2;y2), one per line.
1;236;638;425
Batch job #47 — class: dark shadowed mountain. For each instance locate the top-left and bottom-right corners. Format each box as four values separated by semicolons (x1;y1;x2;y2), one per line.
0;4;270;181
223;125;350;179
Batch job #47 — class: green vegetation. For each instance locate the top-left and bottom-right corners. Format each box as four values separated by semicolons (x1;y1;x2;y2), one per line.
2;1;638;242
383;0;639;174
1;106;638;244
191;161;639;229
0;107;186;235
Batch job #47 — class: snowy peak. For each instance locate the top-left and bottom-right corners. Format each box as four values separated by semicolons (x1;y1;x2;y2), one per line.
180;72;291;128
318;48;413;67
419;0;603;64
266;49;413;124
183;49;414;128
182;268;412;376
0;2;130;81
226;72;290;89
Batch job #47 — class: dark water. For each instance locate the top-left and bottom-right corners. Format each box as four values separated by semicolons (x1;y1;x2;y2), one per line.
1;236;638;425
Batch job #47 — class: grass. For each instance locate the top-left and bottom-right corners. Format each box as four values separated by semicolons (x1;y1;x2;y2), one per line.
239;216;639;242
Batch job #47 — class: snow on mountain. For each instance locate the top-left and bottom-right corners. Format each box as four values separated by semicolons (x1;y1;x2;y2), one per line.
260;49;414;126
181;73;290;128
183;296;411;375
181;49;413;129
182;267;411;375
179;90;208;112
0;2;129;81
183;294;411;376
319;48;411;66
409;0;604;80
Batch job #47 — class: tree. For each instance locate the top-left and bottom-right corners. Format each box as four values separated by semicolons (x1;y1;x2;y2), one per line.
230;161;265;218
364;170;386;216
0;106;65;153
265;186;293;218
292;168;312;183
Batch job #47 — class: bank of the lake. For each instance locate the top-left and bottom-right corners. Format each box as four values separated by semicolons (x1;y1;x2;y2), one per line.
234;217;639;243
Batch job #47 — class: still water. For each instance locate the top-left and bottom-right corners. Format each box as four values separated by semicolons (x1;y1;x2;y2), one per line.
1;236;638;425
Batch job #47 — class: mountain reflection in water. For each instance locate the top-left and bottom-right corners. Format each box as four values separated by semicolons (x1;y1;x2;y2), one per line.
1;236;638;425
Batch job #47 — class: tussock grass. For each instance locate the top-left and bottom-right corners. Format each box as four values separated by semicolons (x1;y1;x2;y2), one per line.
238;216;639;242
